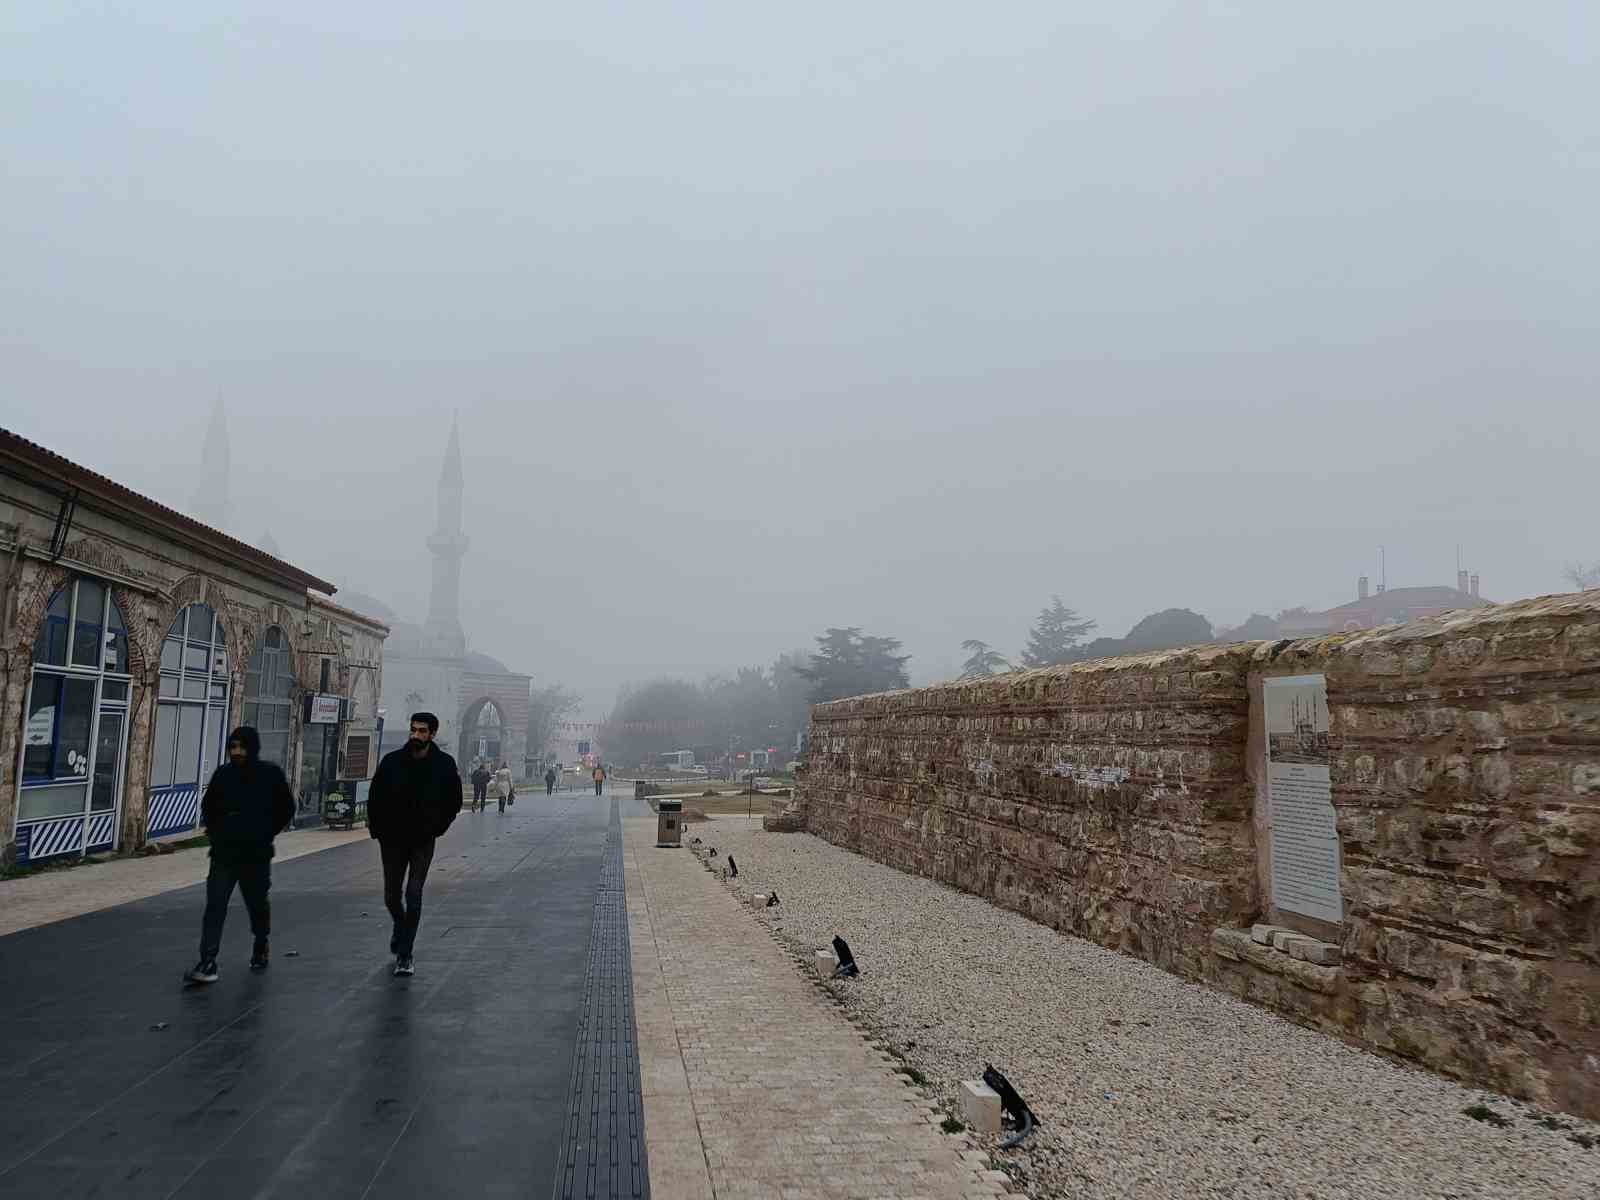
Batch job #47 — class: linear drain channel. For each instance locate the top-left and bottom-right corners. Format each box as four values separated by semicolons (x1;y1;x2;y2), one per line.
551;799;649;1199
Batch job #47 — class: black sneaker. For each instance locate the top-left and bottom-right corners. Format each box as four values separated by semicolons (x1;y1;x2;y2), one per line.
250;941;270;971
186;959;219;984
393;955;414;977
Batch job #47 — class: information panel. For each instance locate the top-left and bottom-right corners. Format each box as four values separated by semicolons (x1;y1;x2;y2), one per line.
1264;673;1342;924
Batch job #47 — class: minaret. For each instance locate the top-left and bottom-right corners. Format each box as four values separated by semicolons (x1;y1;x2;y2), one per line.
423;416;469;656
192;399;232;532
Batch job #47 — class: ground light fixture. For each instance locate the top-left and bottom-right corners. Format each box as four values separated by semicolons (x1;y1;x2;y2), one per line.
727;855;738;878
982;1064;1037;1148
831;935;859;978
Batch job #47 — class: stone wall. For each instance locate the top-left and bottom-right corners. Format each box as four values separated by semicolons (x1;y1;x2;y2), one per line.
793;592;1600;1118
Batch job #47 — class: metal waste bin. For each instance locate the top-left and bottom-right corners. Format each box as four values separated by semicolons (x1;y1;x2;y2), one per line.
656;797;683;848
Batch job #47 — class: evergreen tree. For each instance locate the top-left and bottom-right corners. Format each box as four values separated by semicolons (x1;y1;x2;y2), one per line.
1019;596;1096;668
800;627;911;702
958;639;1011;678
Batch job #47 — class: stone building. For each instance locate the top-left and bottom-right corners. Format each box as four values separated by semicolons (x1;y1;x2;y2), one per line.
0;426;386;863
788;591;1600;1118
344;420;531;777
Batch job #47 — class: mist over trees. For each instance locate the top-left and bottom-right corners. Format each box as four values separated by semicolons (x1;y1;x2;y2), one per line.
601;652;811;769
958;639;1011;679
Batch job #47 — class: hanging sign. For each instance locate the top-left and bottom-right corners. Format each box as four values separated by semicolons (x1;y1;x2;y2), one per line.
307;693;342;725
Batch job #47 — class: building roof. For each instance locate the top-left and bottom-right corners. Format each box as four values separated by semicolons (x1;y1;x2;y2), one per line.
1323;585;1486;613
1;426;337;595
308;591;392;635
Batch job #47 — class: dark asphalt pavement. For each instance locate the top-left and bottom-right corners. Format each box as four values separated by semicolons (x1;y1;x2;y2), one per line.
0;788;650;1199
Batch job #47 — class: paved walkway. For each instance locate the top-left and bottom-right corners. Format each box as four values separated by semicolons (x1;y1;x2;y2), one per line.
0;827;368;938
625;816;1012;1200
0;794;623;1198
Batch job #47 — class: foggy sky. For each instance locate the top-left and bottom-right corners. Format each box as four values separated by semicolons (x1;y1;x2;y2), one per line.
5;3;1597;715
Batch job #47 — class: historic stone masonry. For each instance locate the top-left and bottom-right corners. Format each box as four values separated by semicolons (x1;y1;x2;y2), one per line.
787;592;1600;1119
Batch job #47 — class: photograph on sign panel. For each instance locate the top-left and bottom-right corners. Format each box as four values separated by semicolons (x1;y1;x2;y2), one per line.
1265;676;1330;767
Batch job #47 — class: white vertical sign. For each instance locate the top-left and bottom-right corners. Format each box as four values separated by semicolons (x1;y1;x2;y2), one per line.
1264;673;1343;924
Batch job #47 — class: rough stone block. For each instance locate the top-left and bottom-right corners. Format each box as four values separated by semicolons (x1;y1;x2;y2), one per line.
751;893;769;908
1287;939;1341;966
1251;924;1290;945
960;1080;1002;1135
814;948;838;977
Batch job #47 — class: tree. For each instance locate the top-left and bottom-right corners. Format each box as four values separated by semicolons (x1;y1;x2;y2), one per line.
1020;597;1096;668
1122;608;1213;652
1216;613;1280;642
526;683;581;763
1565;562;1600;592
799;627;911;702
959;639;1011;678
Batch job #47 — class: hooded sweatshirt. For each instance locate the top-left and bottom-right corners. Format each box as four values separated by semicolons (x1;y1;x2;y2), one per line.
201;726;297;864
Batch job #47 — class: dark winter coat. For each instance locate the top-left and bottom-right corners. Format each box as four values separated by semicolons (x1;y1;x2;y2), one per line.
201;726;296;864
368;742;463;846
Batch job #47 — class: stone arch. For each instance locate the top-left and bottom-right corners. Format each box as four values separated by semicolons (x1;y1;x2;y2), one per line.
458;696;510;767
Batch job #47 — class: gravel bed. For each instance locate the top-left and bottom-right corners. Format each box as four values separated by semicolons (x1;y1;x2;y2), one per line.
693;816;1600;1200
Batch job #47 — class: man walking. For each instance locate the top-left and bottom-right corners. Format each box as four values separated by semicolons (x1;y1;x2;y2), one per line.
592;763;606;797
186;727;295;984
494;760;513;813
367;712;462;976
544;765;557;796
470;762;491;812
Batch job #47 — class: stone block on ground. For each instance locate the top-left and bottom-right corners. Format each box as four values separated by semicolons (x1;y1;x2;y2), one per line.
815;948;838;977
960;1080;1002;1135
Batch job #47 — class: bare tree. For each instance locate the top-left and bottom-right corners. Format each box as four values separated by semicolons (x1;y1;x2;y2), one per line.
1564;562;1600;592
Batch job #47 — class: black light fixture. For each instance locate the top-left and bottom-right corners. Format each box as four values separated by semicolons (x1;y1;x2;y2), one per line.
766;892;780;907
831;935;859;978
982;1064;1037;1148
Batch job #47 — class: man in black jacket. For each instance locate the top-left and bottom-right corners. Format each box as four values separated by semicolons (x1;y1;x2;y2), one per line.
367;711;462;976
186;726;296;984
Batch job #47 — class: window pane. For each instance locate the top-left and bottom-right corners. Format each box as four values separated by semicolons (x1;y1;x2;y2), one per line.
33;588;69;666
266;627;281;650
173;705;204;787
160;638;181;672
159;675;179;698
201;706;225;781
102;679;129;702
259;731;290;767
19;782;87;821
23;675;62;779
185;606;213;645
242;702;259;725
184;643;209;672
166;609;187;639
71;581;106;667
181;677;208;700
212;649;228;677
152;703;179;787
53;678;95;777
210;682;226;699
91;711;124;812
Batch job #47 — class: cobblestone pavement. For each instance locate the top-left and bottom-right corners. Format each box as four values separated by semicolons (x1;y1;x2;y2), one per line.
0;827;368;937
624;816;1014;1200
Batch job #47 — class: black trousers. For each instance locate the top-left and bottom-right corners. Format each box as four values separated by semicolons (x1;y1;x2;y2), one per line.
380;837;436;956
199;858;271;960
594;780;603;796
472;781;487;810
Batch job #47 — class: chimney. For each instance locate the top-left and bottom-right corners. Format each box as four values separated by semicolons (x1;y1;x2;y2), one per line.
1471;573;1480;598
1457;569;1470;595
1358;576;1370;601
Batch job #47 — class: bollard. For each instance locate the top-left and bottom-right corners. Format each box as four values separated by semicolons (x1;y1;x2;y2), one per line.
960;1080;1003;1135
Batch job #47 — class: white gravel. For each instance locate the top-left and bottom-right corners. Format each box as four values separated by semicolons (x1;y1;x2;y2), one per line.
693;816;1600;1200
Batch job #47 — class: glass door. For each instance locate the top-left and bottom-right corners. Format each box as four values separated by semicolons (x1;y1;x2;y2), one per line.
87;708;125;852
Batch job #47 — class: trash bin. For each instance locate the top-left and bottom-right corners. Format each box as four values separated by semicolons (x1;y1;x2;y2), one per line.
656;797;683;848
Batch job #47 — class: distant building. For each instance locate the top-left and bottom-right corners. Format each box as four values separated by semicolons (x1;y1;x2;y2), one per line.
1278;572;1490;636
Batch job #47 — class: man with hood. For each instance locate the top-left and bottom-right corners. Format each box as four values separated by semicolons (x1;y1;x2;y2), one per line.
186;726;296;984
544;765;557;795
367;711;462;975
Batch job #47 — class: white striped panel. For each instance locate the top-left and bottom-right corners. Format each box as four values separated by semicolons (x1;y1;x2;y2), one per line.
86;811;115;851
146;785;200;838
22;816;85;861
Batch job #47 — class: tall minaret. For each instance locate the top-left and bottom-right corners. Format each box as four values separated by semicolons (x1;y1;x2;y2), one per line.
423;415;469;656
192;399;232;532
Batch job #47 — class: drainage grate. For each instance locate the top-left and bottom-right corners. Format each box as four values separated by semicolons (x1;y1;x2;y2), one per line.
551;797;649;1199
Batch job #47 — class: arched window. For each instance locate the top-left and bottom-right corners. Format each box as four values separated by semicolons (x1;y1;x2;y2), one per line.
147;603;230;839
243;626;295;766
15;578;132;861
